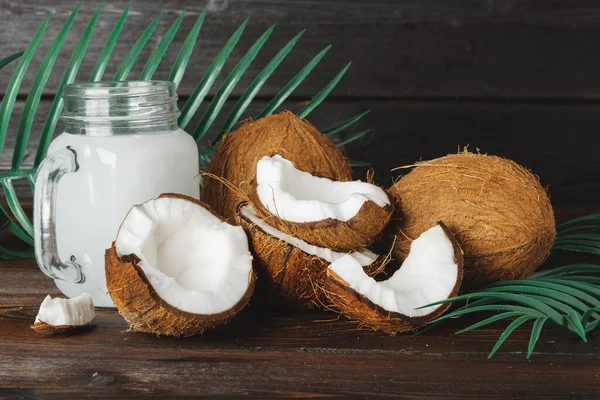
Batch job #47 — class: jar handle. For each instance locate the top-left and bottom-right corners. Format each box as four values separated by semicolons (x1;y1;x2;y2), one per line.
34;146;84;283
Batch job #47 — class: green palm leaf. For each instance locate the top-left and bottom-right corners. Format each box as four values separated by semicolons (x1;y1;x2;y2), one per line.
256;45;332;119
89;4;130;82
0;51;24;70
113;12;163;80
335;129;371;147
139;11;186;80
178;20;247;129
1;180;33;236
0;202;33;245
297;62;351;119
11;5;81;171
527;317;547;358
483;285;590;313
168;10;206;88
324;110;370;136
554;214;600;257
557;214;600;231
487;316;535;358
0;12;52;153
193;24;276;143
455;311;526;334
425;264;600;358
430;304;542;324
532;264;600;278
495;279;600;307
543;279;600;298
218;29;305;138
34;6;102;167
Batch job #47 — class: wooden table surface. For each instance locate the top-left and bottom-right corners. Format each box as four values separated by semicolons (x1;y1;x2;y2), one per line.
1;253;600;399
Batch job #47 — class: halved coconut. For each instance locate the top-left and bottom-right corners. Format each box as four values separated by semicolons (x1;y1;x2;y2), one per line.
251;155;392;251
325;222;463;334
105;194;255;337
31;293;96;335
236;203;384;309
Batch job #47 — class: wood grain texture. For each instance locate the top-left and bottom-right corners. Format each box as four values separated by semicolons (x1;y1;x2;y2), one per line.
4;1;600;99
1;258;600;399
1;98;599;205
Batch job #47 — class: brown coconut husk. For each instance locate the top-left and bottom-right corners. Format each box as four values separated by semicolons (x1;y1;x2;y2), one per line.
203;111;352;221
105;194;256;337
236;203;386;310
106;247;256;336
31;321;95;335
248;185;393;252
389;151;556;289
324;222;464;335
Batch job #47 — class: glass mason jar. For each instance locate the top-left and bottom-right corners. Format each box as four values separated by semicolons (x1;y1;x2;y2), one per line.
33;81;200;307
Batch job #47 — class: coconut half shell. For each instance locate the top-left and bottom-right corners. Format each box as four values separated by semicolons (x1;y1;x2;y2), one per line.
250;155;393;251
203;111;352;221
106;194;255;337
31;294;96;335
325;222;463;335
389;151;556;289
236;203;385;310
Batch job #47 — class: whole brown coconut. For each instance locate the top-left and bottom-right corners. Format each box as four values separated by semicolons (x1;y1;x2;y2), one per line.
389;151;556;289
202;111;352;221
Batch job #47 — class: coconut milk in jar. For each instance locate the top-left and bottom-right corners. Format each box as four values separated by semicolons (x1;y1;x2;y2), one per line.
34;81;199;307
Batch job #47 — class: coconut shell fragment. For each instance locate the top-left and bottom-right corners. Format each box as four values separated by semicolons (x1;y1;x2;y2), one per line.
324;277;414;334
236;203;385;310
250;155;393;251
31;294;96;335
203;111;352;221
105;247;255;336
251;197;393;251
389;151;556;289
31;321;95;335
325;222;463;335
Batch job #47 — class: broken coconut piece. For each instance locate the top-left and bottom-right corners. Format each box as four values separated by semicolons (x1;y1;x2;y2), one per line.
105;194;255;337
31;293;96;334
325;222;463;334
252;155;392;251
236;203;384;309
202;111;352;221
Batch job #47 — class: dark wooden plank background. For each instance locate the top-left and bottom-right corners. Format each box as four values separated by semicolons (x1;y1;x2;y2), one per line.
1;0;600;204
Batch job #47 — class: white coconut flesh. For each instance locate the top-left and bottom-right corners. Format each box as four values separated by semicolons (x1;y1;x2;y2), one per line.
35;293;95;326
240;204;378;266
115;197;253;315
256;155;390;223
329;225;459;318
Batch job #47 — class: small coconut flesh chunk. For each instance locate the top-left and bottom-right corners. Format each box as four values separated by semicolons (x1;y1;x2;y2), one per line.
115;197;253;315
240;204;378;266
256;155;390;223
329;225;459;318
34;293;95;326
